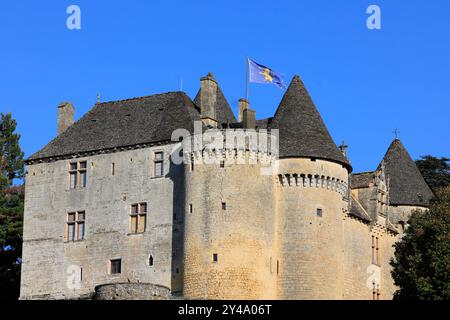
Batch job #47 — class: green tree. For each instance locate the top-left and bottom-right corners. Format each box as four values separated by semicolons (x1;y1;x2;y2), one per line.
0;112;25;300
391;186;450;300
416;155;450;191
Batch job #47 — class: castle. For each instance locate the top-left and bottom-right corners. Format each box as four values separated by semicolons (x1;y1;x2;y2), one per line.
20;73;433;300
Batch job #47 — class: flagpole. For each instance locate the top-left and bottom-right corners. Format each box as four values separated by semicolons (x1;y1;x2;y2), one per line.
245;57;249;101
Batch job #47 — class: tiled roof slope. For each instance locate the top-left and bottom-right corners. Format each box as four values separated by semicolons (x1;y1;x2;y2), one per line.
381;139;434;206
350;172;375;189
28;92;200;161
270;76;351;171
350;195;372;222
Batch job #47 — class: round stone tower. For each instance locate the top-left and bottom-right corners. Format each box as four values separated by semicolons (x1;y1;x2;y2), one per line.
182;134;277;299
271;76;352;299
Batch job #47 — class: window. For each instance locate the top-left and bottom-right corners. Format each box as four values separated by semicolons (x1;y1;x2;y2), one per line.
66;211;85;241
149;255;154;267
110;259;122;274
222;202;226;210
372;283;380;300
190;155;194;171
372;236;380;265
130;203;147;233
153;151;164;177
111;163;115;176
213;253;218;263
316;208;323;217
220;160;225;168
69;161;87;189
189;204;193;214
376;237;380;265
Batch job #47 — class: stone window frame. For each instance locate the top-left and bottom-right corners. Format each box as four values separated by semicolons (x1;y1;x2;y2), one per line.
152;150;164;178
68;160;87;189
371;235;381;266
130;203;147;234
110;258;122;275
317;208;323;217
66;211;86;242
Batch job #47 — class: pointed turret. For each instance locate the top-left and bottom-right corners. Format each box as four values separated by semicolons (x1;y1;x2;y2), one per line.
381;139;434;206
271;75;351;170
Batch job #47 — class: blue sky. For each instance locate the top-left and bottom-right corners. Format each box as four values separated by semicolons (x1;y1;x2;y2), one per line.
1;0;449;173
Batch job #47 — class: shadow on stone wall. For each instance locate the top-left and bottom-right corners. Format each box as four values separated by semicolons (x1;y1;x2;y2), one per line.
93;283;175;300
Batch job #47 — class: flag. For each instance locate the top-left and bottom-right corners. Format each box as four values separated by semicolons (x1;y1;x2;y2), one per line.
248;58;286;89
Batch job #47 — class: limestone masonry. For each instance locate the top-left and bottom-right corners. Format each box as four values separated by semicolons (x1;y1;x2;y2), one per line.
20;73;434;300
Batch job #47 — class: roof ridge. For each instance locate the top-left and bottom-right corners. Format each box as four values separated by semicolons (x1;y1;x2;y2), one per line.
98;91;185;105
351;171;375;176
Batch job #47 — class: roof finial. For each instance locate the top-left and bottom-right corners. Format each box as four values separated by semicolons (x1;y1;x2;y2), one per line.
96;93;101;104
339;141;348;158
393;128;400;140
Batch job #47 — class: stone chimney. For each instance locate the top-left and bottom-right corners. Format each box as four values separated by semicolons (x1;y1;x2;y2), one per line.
238;99;249;122
57;101;75;135
243;108;256;129
200;73;218;128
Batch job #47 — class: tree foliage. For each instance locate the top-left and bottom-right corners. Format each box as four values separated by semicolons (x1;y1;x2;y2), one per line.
416;155;450;191
391;186;450;300
0;112;25;300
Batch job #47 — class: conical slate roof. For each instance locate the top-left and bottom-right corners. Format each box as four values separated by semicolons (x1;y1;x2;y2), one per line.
271;76;351;170
381;139;434;206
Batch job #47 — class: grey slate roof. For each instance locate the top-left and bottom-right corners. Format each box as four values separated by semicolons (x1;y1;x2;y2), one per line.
350;172;375;189
28;92;201;161
349;195;372;222
270;76;351;171
27;74;353;169
381;139;434;206
193;81;236;126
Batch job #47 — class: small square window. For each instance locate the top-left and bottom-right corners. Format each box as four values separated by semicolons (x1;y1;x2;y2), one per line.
110;259;122;274
316;208;323;217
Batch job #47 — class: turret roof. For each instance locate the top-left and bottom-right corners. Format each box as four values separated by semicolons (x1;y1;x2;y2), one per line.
270;76;351;171
381;139;434;206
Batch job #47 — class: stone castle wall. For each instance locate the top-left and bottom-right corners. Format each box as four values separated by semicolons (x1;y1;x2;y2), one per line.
21;142;405;300
21;144;182;299
275;158;349;299
182;149;277;299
